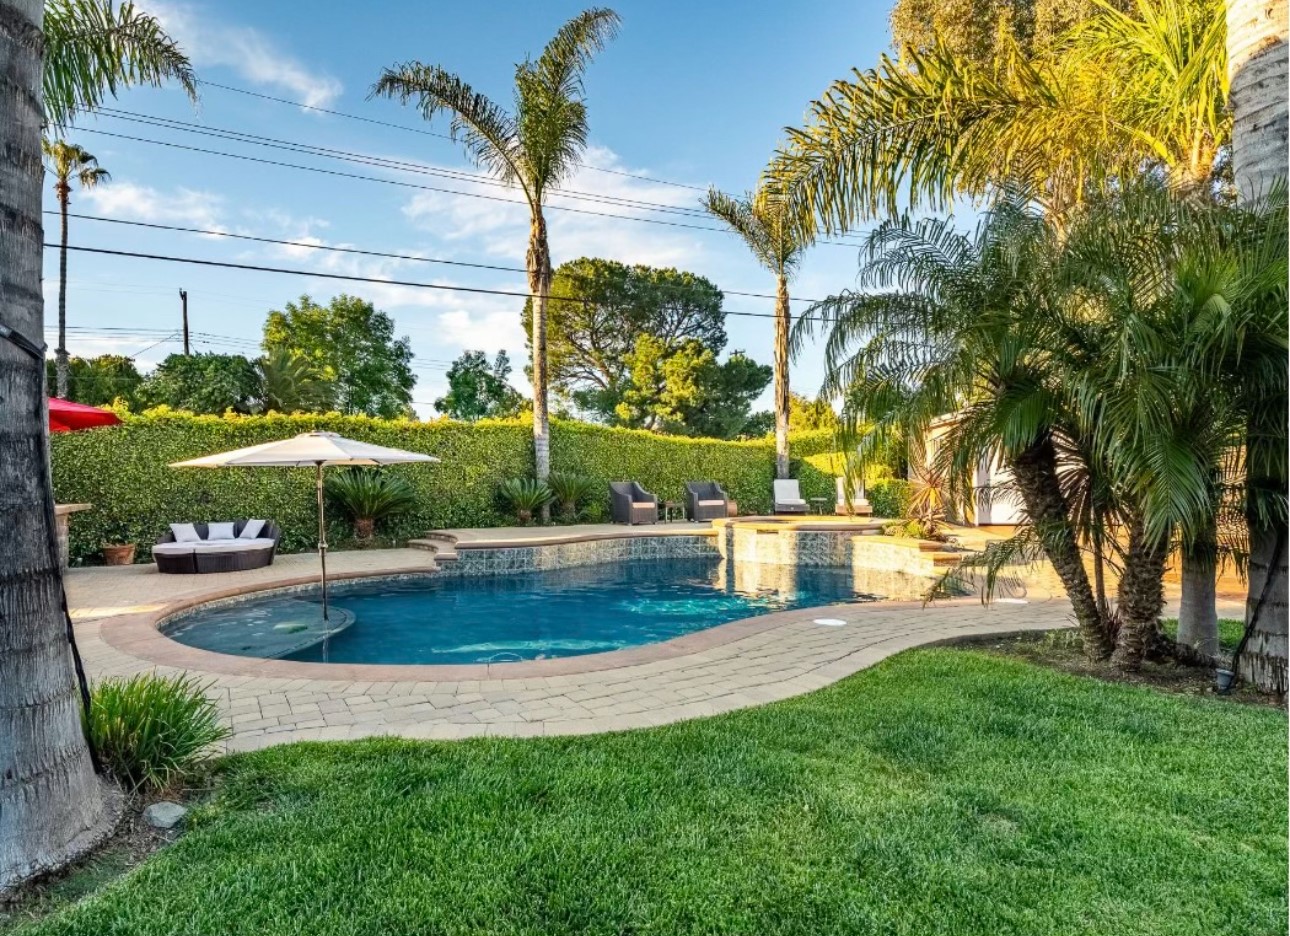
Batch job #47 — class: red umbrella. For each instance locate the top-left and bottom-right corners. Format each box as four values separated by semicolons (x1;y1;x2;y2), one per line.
48;398;122;433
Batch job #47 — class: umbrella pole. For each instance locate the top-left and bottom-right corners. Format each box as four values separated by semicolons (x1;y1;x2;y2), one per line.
316;463;329;621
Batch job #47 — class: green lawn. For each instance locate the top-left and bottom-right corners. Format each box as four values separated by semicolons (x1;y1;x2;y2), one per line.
15;650;1287;936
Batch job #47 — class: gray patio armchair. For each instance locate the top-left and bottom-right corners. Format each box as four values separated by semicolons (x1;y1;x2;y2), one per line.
609;481;659;525
685;481;729;521
773;479;809;515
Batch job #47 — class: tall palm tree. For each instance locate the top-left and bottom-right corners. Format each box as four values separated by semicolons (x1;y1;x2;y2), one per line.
372;8;620;489
1226;0;1288;693
0;0;194;894
43;139;109;400
704;181;809;478
258;347;335;413
774;0;1227;233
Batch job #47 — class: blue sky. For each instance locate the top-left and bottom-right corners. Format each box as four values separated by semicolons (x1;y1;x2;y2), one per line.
47;0;900;417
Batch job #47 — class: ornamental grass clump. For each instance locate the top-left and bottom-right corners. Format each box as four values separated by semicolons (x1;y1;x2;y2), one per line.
325;468;418;540
86;673;229;792
497;478;553;525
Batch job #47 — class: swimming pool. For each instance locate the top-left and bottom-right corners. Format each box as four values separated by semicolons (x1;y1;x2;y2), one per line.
163;557;877;665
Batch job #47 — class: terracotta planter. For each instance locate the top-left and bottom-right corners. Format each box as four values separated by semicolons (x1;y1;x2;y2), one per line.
102;543;136;566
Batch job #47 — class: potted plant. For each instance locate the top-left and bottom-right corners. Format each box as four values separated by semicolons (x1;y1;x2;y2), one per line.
497;478;553;525
325;469;417;541
101;521;136;566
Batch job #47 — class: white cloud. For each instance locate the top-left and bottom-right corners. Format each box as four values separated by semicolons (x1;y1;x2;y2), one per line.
150;1;342;108
80;181;225;230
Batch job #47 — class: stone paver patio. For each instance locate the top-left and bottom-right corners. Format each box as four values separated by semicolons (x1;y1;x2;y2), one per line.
64;530;1106;751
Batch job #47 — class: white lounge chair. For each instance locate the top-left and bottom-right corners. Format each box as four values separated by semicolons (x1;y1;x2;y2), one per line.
835;477;873;516
773;479;808;515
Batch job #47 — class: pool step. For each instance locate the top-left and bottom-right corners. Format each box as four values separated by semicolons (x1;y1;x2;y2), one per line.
408;531;459;564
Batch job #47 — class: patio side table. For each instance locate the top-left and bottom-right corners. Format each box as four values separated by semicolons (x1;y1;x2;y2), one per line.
661;500;684;523
809;497;830;515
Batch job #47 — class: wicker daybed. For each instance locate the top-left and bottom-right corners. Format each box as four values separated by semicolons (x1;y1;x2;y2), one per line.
153;520;282;574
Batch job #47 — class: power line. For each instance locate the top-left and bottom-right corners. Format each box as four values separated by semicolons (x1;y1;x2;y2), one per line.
45;243;793;319
199;79;714;193
52;211;833;304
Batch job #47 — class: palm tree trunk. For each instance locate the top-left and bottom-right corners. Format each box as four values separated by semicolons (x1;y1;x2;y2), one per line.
773;273;790;479
55;185;70;399
1111;512;1171;672
0;0;117;894
527;210;552;516
1176;521;1219;658
1228;0;1288;693
1227;0;1289;202
1007;433;1112;658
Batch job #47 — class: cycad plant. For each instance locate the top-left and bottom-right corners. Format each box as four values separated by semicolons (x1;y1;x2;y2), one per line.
325;469;418;540
372;8;620;495
498;478;554;525
547;470;598;520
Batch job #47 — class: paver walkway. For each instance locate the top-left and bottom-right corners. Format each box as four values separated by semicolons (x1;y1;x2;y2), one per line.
65;542;1094;751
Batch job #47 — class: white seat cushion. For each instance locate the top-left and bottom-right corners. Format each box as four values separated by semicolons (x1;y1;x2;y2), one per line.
192;539;275;553
152;542;195;556
778;498;808;506
207;521;236;541
697;499;725;506
170;522;201;543
632;501;655;508
239;519;267;539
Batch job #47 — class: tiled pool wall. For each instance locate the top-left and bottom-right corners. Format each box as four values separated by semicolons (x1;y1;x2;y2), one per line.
442;534;719;576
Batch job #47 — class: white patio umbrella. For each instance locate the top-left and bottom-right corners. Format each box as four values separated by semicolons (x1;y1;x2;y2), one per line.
171;431;438;619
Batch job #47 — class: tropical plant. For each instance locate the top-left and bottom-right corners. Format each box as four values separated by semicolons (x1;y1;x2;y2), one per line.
85;672;229;793
774;0;1229;230
258;347;335;414
546;470;598;519
1224;0;1288;693
2;0;194;892
497;478;554;525
325;469;418;540
704;180;812;478
43;138;109;399
373;8;621;493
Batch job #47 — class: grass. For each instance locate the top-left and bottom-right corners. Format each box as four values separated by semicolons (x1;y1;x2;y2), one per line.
10;650;1287;936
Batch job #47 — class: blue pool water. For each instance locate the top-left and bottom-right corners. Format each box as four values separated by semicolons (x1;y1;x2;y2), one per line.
164;558;877;665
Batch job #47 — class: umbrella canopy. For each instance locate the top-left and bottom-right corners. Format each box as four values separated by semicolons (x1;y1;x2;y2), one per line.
49;398;122;433
171;432;439;620
170;431;440;468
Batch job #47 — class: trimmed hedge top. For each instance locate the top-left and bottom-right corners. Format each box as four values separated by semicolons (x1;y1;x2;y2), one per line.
51;411;841;561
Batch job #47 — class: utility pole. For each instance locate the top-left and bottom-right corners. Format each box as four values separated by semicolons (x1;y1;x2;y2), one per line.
179;288;189;354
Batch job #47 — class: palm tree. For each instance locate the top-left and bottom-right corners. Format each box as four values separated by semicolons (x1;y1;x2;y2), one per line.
258;347;335;413
372;8;620;491
774;0;1228;233
43;139;109;399
704;181;810;478
0;0;194;893
1226;0;1288;693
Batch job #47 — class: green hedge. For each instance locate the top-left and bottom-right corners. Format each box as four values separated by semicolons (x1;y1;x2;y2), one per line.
51;412;839;561
867;478;912;519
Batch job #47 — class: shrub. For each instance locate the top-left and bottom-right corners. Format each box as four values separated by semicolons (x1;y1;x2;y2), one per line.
498;478;553;525
325;469;418;540
546;471;598;519
868;478;913;519
87;673;230;792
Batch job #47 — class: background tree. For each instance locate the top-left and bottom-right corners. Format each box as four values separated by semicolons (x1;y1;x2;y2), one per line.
44;354;142;408
373;8;620;490
257;348;335;414
615;336;771;439
787;392;839;432
704;182;810;478
435;350;525;421
262;294;415;419
1226;0;1289;692
43;139;109;399
521;257;726;420
3;0;194;893
139;353;262;415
